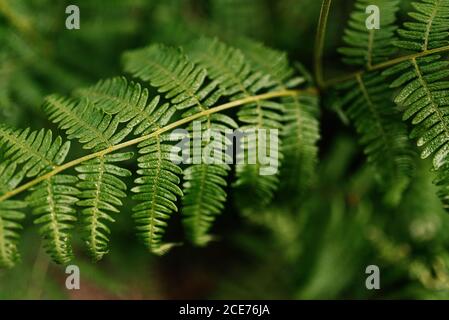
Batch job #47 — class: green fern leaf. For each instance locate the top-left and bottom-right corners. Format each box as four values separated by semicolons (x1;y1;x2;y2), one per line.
381;0;449;209
43;95;134;260
186;37;284;209
75;76;183;254
75;77;175;135
0;126;74;264
123;44;222;111
394;0;449;52
132;134;183;254
338;73;415;203
77;76;183;253
233;38;320;199
26;175;79;264
76;152;133;261
338;0;415;204
0;126;70;178
0;37;309;267
43;95;132;150
338;0;399;68
383;55;449;199
0;162;26;268
123;44;231;245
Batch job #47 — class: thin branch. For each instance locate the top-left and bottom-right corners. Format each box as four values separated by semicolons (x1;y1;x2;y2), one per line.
322;45;449;88
0;89;308;203
314;0;333;88
321;71;361;88
369;45;449;71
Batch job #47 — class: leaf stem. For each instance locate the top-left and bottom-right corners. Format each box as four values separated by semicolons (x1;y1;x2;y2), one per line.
0;89;305;203
314;0;333;88
322;45;449;88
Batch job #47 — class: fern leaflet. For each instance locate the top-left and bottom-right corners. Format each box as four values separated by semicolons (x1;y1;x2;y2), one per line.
381;0;449;209
123;44;231;245
337;0;415;204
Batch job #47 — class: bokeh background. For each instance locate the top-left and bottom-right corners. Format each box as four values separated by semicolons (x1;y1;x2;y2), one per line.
1;0;449;299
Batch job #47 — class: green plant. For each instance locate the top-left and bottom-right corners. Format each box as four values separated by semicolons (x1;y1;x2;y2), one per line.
331;0;449;210
3;0;449;301
0;36;319;267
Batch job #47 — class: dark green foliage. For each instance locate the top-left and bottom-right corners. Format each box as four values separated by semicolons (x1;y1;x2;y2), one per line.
27;175;79;264
76;153;133;261
132;134;183;254
233;38;320;198
337;0;415;204
339;0;400;67
0;126;73;265
4;0;449;301
123;43;233;245
43;95;132;150
395;0;449;51
379;0;449;209
75;77;174;135
0;38;318;267
0;199;25;268
0;127;70;178
186;37;284;209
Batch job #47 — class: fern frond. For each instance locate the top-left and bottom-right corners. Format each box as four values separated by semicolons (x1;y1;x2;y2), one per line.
394;0;449;52
384;55;449;187
338;0;415;204
73;77;186;255
0;199;25;268
385;55;449;171
123;44;231;245
186;37;284;208
43;95;134;259
26;175;79;264
0;126;75;264
381;0;449;209
0;125;76;264
0;126;70;178
123;44;222;111
75;76;183;254
75;77;175;135
338;73;415;203
0;37;307;267
43;95;132;150
76;152;132;261
233;38;320;198
132;134;183;254
338;0;399;68
0;161;25;268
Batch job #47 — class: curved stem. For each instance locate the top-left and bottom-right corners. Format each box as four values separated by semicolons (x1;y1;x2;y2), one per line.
314;0;333;88
0;89;305;203
322;45;449;88
369;45;449;71
322;72;361;88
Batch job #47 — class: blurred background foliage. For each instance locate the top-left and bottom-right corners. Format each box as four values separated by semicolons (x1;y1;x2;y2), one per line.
1;0;449;299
